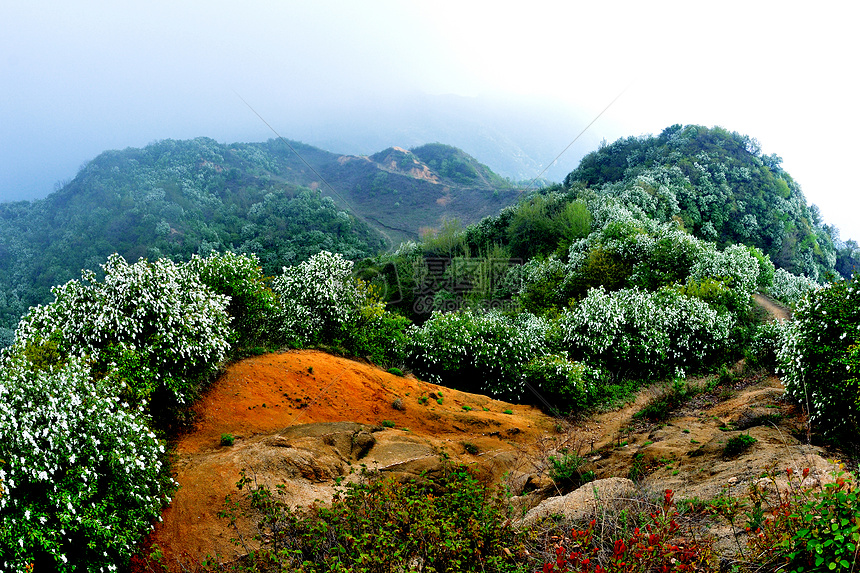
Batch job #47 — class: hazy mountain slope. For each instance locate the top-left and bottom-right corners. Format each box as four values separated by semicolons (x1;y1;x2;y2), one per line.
0;137;519;330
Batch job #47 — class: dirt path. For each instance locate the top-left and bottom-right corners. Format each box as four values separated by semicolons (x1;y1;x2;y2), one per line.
753;293;791;321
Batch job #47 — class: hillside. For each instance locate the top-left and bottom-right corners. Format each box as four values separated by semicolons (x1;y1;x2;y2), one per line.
564;125;859;281
135;347;839;571
0;137;520;332
2;125;860;572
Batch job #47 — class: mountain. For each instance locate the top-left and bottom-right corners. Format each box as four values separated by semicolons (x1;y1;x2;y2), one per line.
0;137;521;331
564;124;858;281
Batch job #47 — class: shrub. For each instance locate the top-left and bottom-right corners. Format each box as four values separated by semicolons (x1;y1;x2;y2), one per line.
777;275;860;441
748;468;860;573
691;243;761;296
555;287;733;379
271;250;385;347
521;354;598;415
218;466;521;572
768;268;821;307
185;251;278;348
547;450;592;488
11;254;233;420
722;433;757;457
0;355;172;572
539;489;715;572
405;309;552;401
747;319;790;370
220;433;235;447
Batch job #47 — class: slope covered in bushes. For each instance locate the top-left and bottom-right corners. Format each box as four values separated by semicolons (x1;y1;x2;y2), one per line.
2;124;858;570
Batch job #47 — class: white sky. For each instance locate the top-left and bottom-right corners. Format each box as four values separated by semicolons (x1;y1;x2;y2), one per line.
2;1;858;242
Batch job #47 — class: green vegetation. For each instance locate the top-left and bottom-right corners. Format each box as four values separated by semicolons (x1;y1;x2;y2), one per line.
2;124;860;569
778;274;860;443
722;433;757;457
0;137;520;333
217;466;520;572
547;450;592;487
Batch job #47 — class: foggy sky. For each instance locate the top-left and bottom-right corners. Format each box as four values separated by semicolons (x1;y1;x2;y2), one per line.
2;1;858;242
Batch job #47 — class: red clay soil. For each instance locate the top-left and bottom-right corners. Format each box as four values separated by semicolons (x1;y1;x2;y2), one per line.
134;350;555;570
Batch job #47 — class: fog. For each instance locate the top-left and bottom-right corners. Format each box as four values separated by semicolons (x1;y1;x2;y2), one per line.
2;1;858;241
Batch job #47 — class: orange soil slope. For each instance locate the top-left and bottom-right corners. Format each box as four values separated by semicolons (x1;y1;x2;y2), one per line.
137;350;555;569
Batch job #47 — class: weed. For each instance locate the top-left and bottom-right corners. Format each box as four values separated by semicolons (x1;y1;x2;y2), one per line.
539;489;716;572
381;420;395;428
462;442;479;455
220;433;235;447
628;453;646;482
547;449;592;488
723;433;757;457
503;409;513;415
462;405;472;411
392;397;405;411
387;366;404;376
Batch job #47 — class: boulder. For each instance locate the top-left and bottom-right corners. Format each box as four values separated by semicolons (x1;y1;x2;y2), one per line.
519;477;635;527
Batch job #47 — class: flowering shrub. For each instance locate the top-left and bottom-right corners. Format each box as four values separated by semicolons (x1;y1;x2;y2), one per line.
746;319;791;370
185;251;278;347
405;309;551;401
691;243;760;296
270;250;385;346
0;355;171;572
768;268;821;307
521;354;599;415
555;287;733;378
538;489;715;573
777;276;860;440
11;254;233;415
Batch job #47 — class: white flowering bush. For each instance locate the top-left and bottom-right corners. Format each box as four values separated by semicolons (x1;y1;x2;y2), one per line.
747;318;791;370
520;354;600;415
691;243;760;296
185;251;278;347
777;276;860;440
555;287;733;378
270;250;386;347
11;254;233;415
405;310;551;401
0;355;171;572
768;267;821;306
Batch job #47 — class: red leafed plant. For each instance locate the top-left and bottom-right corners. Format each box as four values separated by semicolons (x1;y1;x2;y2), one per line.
538;490;715;573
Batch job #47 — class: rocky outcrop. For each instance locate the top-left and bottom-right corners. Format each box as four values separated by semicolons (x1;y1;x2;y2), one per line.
517;477;636;528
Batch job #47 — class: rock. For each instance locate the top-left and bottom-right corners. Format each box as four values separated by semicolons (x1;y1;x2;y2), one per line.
519;477;635;528
351;430;376;460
